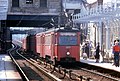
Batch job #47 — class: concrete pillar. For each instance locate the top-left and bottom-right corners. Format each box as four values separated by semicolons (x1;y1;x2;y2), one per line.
96;22;101;45
6;27;12;50
0;20;1;28
1;20;7;53
98;22;103;48
105;21;111;50
2;26;12;51
97;21;105;62
0;21;1;52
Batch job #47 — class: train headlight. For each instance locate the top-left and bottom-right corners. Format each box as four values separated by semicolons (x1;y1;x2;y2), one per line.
66;52;70;56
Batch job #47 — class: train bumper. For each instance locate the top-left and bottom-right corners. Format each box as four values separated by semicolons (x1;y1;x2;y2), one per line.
60;57;76;62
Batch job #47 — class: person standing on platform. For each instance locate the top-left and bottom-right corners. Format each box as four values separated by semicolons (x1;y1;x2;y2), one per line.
113;40;120;67
95;42;100;63
84;43;89;58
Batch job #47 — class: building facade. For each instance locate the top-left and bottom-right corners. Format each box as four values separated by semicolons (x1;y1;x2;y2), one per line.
8;0;61;15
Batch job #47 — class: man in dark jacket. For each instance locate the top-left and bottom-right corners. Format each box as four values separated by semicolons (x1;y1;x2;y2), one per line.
84;43;89;58
95;42;100;63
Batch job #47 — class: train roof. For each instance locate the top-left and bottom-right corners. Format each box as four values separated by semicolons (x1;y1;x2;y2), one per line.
36;27;80;36
46;27;79;32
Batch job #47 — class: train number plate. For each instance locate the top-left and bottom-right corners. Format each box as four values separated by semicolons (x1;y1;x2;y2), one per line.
66;46;71;49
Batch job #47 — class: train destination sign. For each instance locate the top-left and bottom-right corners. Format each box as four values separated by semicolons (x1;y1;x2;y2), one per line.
60;32;76;36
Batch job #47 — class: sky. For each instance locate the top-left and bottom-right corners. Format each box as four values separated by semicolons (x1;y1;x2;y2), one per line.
87;0;112;4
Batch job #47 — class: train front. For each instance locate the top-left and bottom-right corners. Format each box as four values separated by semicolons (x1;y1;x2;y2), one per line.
55;28;80;63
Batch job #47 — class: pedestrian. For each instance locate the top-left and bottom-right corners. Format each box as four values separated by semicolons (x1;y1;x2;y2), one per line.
113;40;120;67
84;43;89;58
95;42;100;63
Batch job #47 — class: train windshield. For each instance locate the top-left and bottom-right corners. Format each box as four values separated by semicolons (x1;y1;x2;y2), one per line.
59;36;77;45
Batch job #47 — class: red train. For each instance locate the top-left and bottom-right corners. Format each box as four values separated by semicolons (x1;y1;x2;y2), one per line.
22;27;80;63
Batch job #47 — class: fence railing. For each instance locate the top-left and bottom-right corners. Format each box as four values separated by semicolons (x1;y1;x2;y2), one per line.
73;4;120;20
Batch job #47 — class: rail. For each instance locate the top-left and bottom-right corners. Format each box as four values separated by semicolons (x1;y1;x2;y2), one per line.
7;44;29;81
9;44;61;81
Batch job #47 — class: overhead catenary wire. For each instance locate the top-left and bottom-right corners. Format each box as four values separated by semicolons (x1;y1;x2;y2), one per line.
15;15;58;27
41;16;58;27
16;15;24;26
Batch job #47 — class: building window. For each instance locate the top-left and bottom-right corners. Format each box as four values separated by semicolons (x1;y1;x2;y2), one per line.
74;9;81;14
26;0;33;4
12;0;19;7
40;0;47;7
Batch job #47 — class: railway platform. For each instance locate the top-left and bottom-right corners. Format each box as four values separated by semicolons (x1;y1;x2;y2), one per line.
80;57;120;72
0;54;22;81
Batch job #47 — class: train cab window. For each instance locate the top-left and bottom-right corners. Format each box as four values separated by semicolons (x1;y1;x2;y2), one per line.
26;0;33;4
59;36;77;45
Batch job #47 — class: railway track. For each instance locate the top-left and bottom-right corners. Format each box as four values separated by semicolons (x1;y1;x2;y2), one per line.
8;44;61;81
76;62;120;81
8;44;120;81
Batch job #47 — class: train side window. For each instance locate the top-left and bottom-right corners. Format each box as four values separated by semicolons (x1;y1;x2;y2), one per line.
52;35;55;44
45;35;51;45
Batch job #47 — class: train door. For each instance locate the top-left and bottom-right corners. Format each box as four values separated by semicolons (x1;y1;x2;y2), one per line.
51;33;55;61
54;33;59;60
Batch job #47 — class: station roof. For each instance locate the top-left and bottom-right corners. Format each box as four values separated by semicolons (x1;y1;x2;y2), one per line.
73;3;120;23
